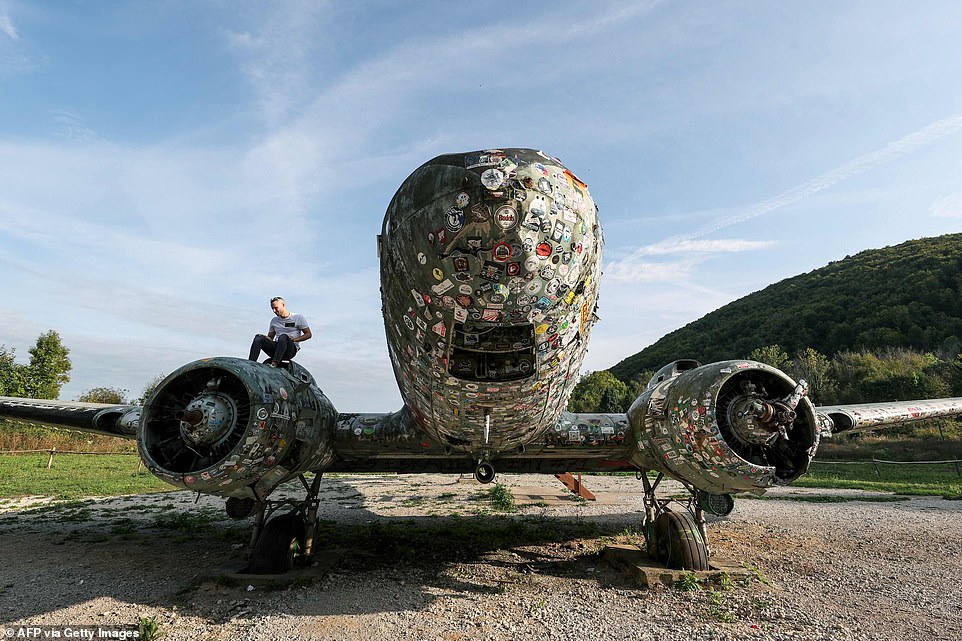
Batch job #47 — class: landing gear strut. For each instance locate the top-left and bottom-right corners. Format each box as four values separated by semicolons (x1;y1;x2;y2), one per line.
243;473;324;574
640;472;710;570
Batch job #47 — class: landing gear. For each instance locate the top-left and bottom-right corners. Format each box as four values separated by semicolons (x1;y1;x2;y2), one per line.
640;472;710;571
243;472;324;575
474;461;495;484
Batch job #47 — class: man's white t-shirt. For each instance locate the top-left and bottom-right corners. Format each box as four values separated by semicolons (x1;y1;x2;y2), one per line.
269;313;309;348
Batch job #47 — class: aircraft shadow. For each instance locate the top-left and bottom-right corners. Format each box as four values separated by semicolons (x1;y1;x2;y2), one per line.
0;476;661;622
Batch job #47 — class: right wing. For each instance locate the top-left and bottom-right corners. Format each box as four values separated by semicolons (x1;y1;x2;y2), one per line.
816;398;962;436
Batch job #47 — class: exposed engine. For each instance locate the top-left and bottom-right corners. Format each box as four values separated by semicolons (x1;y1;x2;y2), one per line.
627;360;820;495
138;357;338;500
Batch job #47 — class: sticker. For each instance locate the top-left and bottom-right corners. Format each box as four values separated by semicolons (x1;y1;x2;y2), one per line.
506;262;521;276
432;279;454;295
481;168;505;190
536;242;553;257
417;252;427;265
453;256;470;272
454;306;468;322
495;206;518;230
256;408;269;420
455;191;470;208
403;315;415;330
432;268;444;281
432;321;447;337
445;207;465;232
459;284;473;295
492;242;512;262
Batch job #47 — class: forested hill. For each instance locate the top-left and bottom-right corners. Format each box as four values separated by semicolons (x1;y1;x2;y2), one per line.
609;233;962;381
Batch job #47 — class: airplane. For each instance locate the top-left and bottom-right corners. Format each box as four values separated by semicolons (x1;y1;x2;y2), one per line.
3;147;962;575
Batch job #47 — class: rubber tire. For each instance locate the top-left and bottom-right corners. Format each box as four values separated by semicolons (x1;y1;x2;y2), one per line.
249;512;306;574
697;491;735;517
654;511;710;571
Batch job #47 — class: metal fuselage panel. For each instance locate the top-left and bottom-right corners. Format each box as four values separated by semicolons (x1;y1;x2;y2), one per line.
379;149;603;458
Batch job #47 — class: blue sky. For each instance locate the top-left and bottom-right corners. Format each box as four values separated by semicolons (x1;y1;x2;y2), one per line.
1;1;960;411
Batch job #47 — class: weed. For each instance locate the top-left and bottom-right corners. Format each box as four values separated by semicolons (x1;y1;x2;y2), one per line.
675;571;703;591
138;615;163;641
706;588;737;623
488;484;516;512
716;572;734;591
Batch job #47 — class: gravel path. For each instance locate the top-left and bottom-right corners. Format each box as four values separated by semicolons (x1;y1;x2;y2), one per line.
1;474;959;640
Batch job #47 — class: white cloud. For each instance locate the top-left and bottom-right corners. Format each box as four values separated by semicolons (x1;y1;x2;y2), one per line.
931;193;962;218
629;238;777;256
0;7;17;40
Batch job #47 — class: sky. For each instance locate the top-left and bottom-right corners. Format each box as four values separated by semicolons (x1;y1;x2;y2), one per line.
0;1;960;412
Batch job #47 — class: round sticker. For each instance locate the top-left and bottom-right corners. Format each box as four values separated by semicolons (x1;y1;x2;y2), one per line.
492;242;512;262
445;207;465;232
481;168;505;190
432;268;444;281
495;206;518;230
525;280;542;295
417;252;427;265
403;315;415;330
536;242;553;257
455;191;470;208
459;284;473;294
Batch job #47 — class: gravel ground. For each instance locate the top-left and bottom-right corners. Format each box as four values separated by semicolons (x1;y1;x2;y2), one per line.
1;473;960;640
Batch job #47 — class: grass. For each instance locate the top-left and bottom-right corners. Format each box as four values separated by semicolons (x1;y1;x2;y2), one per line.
0;452;173;500
799;460;962;498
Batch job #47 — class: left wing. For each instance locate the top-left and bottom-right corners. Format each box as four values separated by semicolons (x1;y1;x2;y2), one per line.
0;395;140;438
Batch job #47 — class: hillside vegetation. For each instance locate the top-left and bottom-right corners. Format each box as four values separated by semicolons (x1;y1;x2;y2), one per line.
569;234;962;419
609;233;962;381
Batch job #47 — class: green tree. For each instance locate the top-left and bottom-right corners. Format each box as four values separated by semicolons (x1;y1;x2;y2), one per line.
786;348;835;404
0;345;27;397
78;386;129;404
568;371;628;413
749;344;790;371
25;330;72;400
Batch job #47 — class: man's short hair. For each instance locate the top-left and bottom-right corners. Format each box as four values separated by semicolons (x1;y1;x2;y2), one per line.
270;296;285;303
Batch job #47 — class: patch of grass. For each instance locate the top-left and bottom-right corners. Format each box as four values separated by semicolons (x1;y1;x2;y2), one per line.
800;461;962;496
0;453;173;500
737;493;909;504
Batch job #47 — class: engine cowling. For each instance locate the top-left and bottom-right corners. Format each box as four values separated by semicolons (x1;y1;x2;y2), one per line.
138;357;337;500
627;360;820;495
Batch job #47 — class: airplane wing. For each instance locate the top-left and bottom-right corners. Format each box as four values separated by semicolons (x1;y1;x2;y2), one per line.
815;398;962;436
0;395;140;438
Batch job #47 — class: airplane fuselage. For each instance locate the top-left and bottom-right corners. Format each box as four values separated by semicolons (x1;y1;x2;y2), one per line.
378;149;603;462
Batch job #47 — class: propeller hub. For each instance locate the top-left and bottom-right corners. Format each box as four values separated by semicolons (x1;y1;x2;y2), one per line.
179;393;238;447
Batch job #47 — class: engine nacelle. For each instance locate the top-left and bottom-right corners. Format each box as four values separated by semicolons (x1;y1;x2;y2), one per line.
627;360;820;495
138;357;337;500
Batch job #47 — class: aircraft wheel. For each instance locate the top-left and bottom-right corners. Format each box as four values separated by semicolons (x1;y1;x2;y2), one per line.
249;512;306;574
653;510;709;571
696;491;735;517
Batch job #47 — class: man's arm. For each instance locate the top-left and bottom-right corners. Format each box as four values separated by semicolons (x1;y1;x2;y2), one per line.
267;328;276;340
294;327;312;343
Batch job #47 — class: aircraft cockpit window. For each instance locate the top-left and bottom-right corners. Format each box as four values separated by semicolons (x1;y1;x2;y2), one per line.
448;323;536;382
